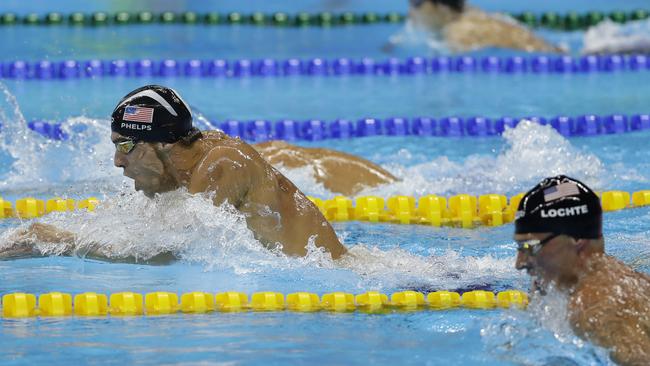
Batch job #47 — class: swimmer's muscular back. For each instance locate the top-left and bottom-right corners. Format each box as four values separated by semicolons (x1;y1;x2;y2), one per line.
446;9;562;53
253;141;397;196
186;132;346;259
568;255;650;365
410;4;562;53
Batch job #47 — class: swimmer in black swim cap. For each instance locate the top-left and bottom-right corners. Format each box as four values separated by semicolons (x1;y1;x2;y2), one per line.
515;175;602;242
111;84;202;144
111;85;348;258
514;175;650;365
111;85;395;196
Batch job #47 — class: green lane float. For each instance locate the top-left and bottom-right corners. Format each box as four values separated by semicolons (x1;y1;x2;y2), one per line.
137;11;154;24
0;10;647;29
1;290;528;317
0;191;648;229
68;12;85;25
114;12;131;24
23;13;40;25
204;12;220;25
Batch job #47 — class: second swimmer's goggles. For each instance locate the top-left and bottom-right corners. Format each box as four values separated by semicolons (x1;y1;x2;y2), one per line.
115;139;139;154
515;233;562;256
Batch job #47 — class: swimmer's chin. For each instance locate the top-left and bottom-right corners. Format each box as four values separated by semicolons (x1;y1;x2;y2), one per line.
134;181;178;198
133;181;155;198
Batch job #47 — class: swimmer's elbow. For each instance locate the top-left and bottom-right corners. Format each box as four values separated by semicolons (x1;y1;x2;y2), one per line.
609;346;650;366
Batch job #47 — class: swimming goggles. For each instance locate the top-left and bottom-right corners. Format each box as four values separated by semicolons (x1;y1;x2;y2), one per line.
515;233;562;256
410;0;427;7
115;139;139;154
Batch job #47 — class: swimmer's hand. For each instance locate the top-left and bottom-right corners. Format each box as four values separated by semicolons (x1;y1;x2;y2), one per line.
0;223;75;259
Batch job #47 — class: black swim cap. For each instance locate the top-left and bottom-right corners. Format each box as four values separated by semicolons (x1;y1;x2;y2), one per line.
515;175;602;239
111;85;197;143
410;0;465;12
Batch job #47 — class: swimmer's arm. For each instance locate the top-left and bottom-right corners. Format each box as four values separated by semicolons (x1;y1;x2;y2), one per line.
190;146;253;208
0;223;175;265
605;326;650;366
573;307;650;365
0;223;75;259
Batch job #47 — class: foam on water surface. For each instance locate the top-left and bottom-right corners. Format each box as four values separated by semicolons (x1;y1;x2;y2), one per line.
282;121;608;198
583;19;650;55
0;187;522;293
481;288;612;365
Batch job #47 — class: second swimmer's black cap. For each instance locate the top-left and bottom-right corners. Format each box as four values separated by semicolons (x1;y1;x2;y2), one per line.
515;175;602;239
111;85;199;143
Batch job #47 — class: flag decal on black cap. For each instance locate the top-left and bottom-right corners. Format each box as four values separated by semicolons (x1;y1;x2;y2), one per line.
543;182;580;202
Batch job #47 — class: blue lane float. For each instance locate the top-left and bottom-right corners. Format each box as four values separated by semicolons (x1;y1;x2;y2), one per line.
23;114;650;141
2;54;650;80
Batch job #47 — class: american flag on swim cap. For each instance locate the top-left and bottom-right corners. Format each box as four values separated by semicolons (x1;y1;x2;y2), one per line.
544;182;580;202
123;106;154;123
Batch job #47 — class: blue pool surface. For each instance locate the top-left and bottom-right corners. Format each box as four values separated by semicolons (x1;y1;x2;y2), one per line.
1;1;650;365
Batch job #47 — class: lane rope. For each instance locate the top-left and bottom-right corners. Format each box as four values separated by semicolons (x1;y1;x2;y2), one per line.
1;54;648;80
2;190;647;228
1;290;528;317
22;114;650;142
0;10;646;30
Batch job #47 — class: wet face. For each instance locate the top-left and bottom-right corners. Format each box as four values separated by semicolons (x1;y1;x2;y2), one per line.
112;132;175;196
514;232;580;290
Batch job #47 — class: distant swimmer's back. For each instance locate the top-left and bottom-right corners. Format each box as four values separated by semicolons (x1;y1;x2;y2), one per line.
406;0;563;53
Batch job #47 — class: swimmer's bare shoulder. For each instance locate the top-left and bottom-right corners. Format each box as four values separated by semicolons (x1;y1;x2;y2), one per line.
569;256;650;365
187;136;257;207
189;135;347;259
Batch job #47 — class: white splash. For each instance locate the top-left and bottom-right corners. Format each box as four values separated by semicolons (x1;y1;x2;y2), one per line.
583;19;650;54
282;121;604;198
365;121;603;197
0;81;39;186
0;186;521;291
387;19;450;53
0;83;121;193
339;245;518;291
481;287;612;365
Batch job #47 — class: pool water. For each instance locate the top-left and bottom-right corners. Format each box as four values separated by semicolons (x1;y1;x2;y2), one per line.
1;1;650;365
